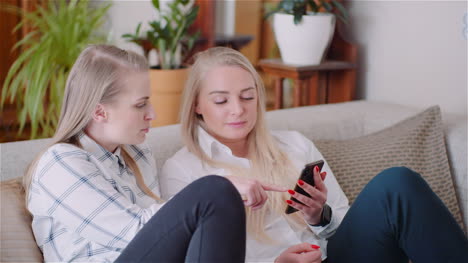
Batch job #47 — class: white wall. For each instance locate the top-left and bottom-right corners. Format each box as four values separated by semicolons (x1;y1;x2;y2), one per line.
103;0;155;55
344;0;467;115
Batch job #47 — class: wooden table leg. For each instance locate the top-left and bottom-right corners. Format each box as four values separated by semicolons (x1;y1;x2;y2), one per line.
293;78;303;107
274;77;284;109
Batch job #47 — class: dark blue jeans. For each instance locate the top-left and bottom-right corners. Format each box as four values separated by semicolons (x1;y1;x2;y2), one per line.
115;175;246;263
328;167;468;263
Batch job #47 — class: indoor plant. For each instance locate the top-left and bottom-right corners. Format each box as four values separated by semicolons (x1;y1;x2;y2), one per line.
1;0;111;139
122;0;200;127
265;0;348;65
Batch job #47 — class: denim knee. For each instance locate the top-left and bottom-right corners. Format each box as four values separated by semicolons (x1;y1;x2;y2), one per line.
368;166;426;195
190;175;243;206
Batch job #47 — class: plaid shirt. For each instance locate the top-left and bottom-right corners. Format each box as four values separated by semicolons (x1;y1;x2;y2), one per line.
28;133;162;262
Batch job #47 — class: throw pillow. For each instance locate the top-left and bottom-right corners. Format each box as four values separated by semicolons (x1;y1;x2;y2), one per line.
0;177;43;262
315;106;464;230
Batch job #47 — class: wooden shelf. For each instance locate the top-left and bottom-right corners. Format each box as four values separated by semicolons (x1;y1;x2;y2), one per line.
259;59;356;79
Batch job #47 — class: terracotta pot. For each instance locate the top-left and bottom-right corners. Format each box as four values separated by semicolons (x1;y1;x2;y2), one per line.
149;67;190;127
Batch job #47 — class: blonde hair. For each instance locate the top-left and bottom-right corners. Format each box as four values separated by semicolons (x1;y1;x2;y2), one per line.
180;47;304;240
24;44;163;204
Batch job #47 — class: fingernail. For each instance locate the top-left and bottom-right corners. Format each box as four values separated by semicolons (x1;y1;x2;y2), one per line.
315;166;319;172
287;189;295;195
286;200;293;205
311;244;320;249
298;180;304;186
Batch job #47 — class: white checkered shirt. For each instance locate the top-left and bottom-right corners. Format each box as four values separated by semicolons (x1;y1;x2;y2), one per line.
28;133;163;262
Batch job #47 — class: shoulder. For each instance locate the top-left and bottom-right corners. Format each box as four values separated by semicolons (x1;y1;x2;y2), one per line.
164;146;200;168
39;143;90;164
34;143;94;182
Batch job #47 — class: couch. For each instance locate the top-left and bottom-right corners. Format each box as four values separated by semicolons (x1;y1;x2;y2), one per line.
1;100;466;262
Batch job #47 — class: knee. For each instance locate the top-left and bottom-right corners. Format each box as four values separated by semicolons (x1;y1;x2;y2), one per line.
191;175;243;206
369;166;427;194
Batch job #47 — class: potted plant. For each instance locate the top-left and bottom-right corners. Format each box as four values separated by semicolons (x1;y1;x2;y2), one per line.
122;0;200;127
265;0;348;65
1;0;111;139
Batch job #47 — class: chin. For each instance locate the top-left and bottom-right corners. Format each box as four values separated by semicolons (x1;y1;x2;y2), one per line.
130;135;146;145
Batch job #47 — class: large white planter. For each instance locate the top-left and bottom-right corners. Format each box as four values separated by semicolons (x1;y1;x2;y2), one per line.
273;12;336;65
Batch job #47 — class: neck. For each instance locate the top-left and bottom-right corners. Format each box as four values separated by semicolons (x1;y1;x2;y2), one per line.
84;123;118;153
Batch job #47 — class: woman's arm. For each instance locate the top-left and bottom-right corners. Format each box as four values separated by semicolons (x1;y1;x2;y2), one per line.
289;131;350;239
160;157;194;200
29;146;163;250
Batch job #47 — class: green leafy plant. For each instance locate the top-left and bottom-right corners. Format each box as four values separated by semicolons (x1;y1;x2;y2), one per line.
1;0;111;139
122;0;200;69
265;0;348;25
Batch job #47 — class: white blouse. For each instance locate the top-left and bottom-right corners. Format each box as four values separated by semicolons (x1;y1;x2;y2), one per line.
28;133;162;262
160;127;350;262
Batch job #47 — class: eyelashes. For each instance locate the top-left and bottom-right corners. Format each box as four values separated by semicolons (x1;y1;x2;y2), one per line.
214;97;254;105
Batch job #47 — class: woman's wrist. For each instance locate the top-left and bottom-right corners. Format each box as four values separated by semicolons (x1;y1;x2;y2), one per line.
309;204;332;227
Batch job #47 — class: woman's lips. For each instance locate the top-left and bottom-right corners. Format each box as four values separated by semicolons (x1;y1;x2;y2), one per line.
226;121;247;128
141;128;149;133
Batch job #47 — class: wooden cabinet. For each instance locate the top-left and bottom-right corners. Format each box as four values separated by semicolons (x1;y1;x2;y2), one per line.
259;24;358;110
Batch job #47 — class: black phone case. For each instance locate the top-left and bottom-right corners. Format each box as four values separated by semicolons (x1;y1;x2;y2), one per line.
285;160;325;214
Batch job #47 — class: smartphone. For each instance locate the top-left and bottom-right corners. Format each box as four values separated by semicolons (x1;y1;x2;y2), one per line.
285;160;325;214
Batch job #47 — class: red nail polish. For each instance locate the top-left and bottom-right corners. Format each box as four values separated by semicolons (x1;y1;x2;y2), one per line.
315;166;319;172
298;180;304;186
288;189;295;195
311;244;320;249
286;200;293;205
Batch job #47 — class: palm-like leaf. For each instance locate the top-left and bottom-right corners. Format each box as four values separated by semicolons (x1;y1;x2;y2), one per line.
1;0;111;139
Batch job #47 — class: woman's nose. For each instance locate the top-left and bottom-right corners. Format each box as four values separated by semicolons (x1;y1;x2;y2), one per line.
230;99;244;115
145;102;156;121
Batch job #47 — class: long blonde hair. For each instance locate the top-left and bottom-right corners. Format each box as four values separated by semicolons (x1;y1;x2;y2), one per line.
24;44;162;204
180;47;304;240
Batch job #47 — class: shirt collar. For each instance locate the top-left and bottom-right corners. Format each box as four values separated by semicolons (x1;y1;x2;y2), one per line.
197;126;234;158
78;132;126;168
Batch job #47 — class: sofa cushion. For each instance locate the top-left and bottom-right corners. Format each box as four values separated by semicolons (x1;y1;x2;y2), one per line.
315;106;464;230
0;178;42;262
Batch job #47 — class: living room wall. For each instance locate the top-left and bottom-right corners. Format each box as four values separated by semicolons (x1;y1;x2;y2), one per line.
105;0;467;115
344;0;467;115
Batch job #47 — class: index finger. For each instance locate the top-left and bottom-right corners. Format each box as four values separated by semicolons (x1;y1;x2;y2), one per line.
261;182;287;192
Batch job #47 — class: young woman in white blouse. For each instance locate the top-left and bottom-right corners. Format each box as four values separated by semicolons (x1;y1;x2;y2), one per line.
24;45;246;262
160;47;467;263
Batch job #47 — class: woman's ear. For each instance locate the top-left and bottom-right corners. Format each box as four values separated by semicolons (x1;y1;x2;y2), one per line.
92;104;108;122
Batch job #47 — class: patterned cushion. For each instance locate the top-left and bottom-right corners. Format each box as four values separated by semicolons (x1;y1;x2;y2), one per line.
0;177;43;262
315;106;464;230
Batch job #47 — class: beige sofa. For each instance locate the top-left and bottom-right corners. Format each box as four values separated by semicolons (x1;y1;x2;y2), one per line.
1;101;466;262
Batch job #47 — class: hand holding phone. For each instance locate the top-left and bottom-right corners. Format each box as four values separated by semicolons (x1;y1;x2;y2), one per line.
285;160;325;214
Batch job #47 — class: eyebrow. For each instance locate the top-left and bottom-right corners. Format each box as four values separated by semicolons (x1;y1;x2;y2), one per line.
208;87;255;95
137;96;150;101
